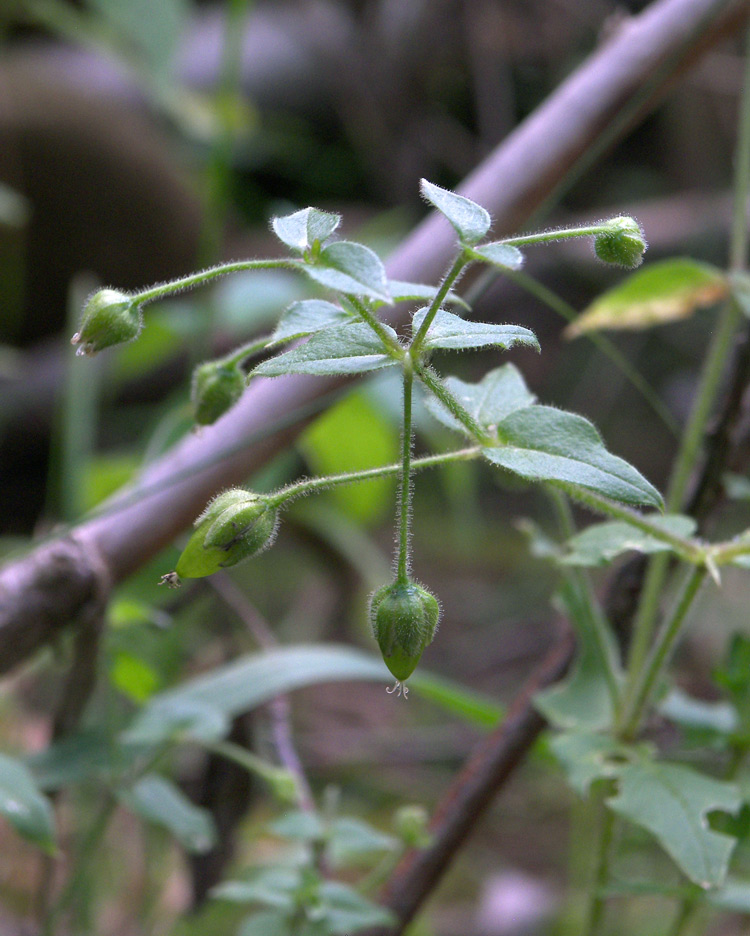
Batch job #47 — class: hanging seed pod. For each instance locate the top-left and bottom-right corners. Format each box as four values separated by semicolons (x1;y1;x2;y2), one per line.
594;216;647;268
370;579;440;682
71;289;141;355
191;360;246;426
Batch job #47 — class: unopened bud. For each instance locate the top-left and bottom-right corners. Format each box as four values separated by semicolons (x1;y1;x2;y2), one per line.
594;217;647;268
175;489;280;578
395;805;431;848
370;580;440;681
192;361;245;425
71;288;140;355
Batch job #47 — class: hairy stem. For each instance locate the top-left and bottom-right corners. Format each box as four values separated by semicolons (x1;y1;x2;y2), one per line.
397;361;415;583
410;253;469;356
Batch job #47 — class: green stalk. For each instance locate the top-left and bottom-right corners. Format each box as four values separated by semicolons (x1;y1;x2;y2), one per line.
131;258;300;307
581;804;616;936
410;253;469;356
620;566;707;741
414;361;491;441
549;490;621;712
497;222;612;249
505;268;679;436
397;360;414;584
345;295;406;357
267;446;480;508
623;17;750;703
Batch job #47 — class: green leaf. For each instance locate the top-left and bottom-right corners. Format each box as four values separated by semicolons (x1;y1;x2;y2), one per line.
387;280;469;309
708;877;750;912
212;867;302;908
270;811;326;841
317;880;395;934
607;759;740;887
659;688;738;735
111;651;161;702
549;731;633;796
482;406;663;508
271;207;341;252
425;364;536;435
122;697;229;747
121;774;216;853
469;241;524;270
300;391;398;526
304;242;391;302
420;179;490;245
238;911;293;936
0;753;56;852
535;579;620;730
126;645;500;741
567;259;728;337
327;817;397;867
254;323;398;377
561;515;697;566
272;299;353;342
412;308;539;353
28;730;119;791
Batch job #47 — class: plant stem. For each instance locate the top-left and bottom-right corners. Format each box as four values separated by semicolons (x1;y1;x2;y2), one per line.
581;803;615;936
619;566;707;740
497;222;611;248
623;14;750;702
549;490;621;712
268;446;481;509
131;258;301;306
413;362;490;441
505;268;680;436
220;332;277;368
345;295;406;356
397;360;414;584
410;253;468;356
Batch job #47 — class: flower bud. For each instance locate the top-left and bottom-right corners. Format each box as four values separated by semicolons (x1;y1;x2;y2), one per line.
192;361;246;426
370;580;440;681
395;805;431;848
175;489;280;578
71;288;141;355
594;217;647;268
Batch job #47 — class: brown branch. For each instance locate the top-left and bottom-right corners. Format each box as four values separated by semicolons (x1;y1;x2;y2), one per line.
1;0;749;671
367;629;575;936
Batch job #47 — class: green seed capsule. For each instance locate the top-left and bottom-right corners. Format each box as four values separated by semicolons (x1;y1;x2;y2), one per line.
370;580;440;682
594;216;647;268
175;489;279;578
192;361;246;426
71;288;141;355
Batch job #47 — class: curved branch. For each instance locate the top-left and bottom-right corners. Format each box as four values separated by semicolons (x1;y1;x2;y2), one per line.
1;0;748;672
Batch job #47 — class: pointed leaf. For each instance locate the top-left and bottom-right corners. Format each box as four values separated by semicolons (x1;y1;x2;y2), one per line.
425;364;536;434
121;697;229;747
271;810;326;841
254;323;398;377
328;817;397;867
271;207;340;252
304;241;391;302
420;179;490;245
482;406;663;508
562;515;697;566
121;774;217;853
469;241;524;270
272;300;353;342
126;645;500;741
213;867;302;908
607;759;740;887
412;308;539;352
387;280;469;309
550;731;633;797
0;753;56;852
534;579;620;730
567;259;728;337
318;881;396;934
238;911;293;936
659;688;739;735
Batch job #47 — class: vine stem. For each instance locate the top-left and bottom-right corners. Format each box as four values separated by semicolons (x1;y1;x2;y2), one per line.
413;361;491;442
622;12;750;707
410;253;468;356
131;258;301;306
267;446;481;508
497;221;614;249
619;565;708;740
397;360;415;583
